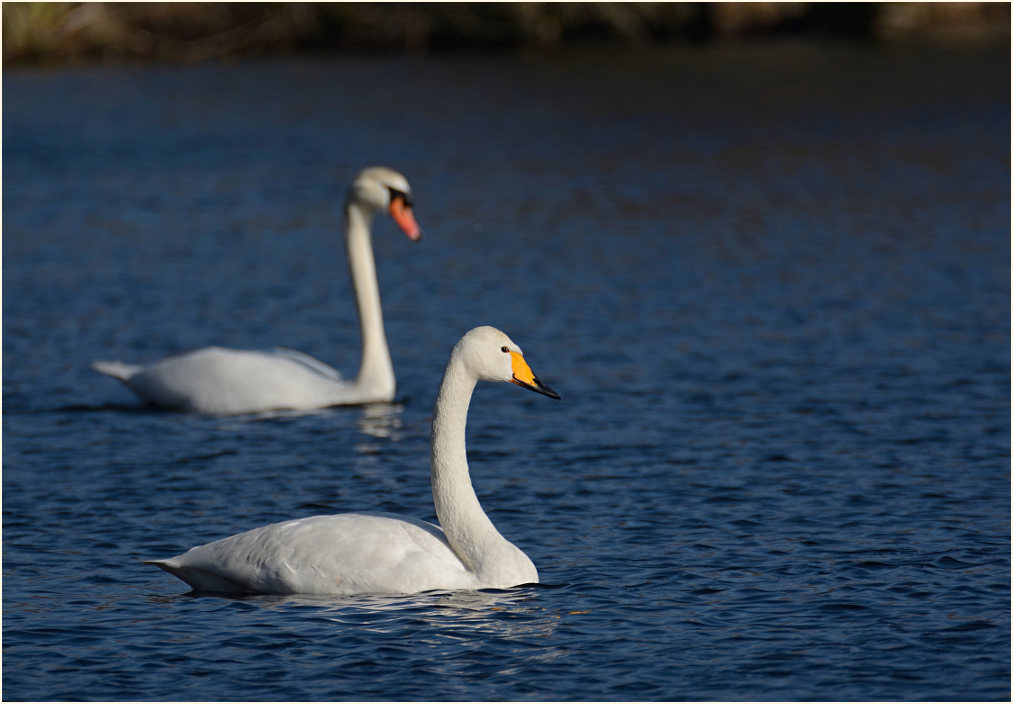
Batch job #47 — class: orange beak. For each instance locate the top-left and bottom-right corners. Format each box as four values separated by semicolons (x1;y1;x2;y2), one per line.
389;195;421;241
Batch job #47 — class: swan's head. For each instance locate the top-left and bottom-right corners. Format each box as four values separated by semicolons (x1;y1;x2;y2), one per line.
456;326;560;400
347;166;421;241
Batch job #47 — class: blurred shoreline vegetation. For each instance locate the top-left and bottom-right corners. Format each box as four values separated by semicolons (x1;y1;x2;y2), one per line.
2;2;1010;66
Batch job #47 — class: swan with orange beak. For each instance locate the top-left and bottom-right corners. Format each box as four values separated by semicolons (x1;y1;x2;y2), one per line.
93;166;422;414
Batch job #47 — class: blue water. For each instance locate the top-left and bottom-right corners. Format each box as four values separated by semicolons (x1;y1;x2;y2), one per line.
3;44;1010;701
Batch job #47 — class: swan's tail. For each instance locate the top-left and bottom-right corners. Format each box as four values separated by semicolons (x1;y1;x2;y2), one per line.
145;558;249;593
145;558;197;588
92;360;142;381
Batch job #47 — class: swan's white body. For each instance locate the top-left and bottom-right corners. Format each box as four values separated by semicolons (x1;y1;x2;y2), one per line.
92;166;420;415
147;326;560;596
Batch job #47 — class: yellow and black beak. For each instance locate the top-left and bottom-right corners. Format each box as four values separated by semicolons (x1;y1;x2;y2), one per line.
509;351;560;400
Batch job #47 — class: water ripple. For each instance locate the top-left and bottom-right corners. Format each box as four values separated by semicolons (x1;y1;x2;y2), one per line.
4;45;1009;702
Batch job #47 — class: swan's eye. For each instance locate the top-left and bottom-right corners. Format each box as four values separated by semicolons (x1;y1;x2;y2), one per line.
388;188;414;207
501;346;509;353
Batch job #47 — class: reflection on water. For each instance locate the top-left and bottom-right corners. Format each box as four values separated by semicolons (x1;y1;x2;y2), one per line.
225;585;563;647
247;585;540;613
356;402;405;441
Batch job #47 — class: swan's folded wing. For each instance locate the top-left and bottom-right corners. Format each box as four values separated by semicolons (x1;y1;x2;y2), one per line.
148;513;475;595
271;347;343;381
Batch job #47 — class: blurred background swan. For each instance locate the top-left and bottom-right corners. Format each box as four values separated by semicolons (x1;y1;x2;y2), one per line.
91;166;420;415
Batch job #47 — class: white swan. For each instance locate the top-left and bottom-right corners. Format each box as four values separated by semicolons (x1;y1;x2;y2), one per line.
147;326;560;595
92;166;421;415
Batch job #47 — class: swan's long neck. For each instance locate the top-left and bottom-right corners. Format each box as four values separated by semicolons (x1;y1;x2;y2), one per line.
343;202;394;398
430;358;504;572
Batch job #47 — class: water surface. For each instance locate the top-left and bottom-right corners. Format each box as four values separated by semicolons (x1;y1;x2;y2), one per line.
3;44;1009;700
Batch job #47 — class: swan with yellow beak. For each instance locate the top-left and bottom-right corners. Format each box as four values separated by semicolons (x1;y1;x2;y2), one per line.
148;326;560;595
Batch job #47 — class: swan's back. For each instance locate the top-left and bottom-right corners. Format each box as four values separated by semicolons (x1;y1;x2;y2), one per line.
105;347;353;414
147;513;478;595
